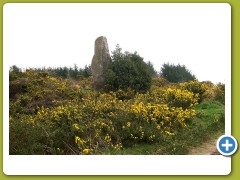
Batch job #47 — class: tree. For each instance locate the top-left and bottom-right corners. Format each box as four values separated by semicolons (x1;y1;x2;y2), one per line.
161;63;196;83
10;65;21;73
146;61;157;77
69;64;79;79
103;45;154;92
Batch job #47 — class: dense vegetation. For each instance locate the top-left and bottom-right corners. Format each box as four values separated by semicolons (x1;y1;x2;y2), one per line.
161;63;196;83
9;64;225;155
103;45;156;92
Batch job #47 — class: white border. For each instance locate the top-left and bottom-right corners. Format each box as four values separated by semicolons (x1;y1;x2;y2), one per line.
3;155;231;175
3;3;231;175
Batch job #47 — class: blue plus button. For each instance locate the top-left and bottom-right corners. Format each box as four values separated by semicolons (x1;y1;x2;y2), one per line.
217;135;238;156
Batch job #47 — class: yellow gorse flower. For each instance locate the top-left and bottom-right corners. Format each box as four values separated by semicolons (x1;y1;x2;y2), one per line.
104;134;111;143
83;149;91;154
165;131;175;136
73;123;80;130
75;136;86;146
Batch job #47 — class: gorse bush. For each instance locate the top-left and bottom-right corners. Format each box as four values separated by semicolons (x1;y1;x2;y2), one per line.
10;70;75;115
161;63;196;83
180;80;208;103
135;86;199;110
164;88;199;109
9;57;225;155
14;88;197;154
151;77;169;88
9;69;213;155
103;45;154;92
214;83;225;105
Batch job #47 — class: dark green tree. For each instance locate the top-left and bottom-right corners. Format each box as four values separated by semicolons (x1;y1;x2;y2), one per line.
10;65;21;73
69;64;79;79
146;61;157;77
81;65;92;78
103;45;154;92
161;63;196;83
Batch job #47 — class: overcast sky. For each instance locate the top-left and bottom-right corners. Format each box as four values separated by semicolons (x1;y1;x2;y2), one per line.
4;3;230;83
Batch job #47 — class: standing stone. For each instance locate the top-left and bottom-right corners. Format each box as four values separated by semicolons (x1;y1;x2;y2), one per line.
91;36;111;89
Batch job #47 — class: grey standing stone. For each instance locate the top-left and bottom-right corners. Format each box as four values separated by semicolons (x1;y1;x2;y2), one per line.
91;36;111;89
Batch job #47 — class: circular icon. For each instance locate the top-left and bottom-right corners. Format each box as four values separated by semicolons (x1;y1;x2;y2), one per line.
217;135;238;156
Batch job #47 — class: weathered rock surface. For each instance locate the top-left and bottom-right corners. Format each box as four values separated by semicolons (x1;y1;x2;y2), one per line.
91;36;111;89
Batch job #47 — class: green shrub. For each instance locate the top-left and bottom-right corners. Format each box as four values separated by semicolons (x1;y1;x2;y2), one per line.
103;45;154;92
9;115;49;154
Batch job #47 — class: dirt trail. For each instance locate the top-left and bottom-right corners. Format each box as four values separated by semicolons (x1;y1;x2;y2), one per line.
188;132;223;155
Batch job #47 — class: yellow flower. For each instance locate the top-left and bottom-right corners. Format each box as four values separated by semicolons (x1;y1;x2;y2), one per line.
83;149;91;154
75;136;80;144
127;122;131;128
165;131;175;136
75;136;86;146
104;134;111;143
165;117;170;121
73;123;80;130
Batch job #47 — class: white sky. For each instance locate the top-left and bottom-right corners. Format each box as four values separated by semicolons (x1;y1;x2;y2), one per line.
3;3;231;83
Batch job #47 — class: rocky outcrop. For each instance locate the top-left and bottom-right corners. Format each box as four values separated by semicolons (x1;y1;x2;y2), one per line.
91;36;111;89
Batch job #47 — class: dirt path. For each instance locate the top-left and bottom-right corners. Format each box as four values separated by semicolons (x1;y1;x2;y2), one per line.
188;132;223;155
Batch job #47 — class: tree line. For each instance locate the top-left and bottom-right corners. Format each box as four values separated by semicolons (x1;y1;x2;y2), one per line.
10;44;196;92
10;64;92;80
